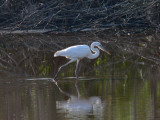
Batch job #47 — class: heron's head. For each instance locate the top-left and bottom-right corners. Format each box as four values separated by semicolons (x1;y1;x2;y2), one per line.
92;42;111;55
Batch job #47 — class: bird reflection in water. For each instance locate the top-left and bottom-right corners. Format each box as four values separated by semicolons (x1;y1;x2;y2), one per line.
52;79;103;119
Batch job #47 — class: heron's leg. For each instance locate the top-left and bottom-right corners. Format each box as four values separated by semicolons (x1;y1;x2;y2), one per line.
75;59;80;80
54;58;77;80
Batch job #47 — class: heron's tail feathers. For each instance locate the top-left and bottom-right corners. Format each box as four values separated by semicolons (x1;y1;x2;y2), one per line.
54;51;61;57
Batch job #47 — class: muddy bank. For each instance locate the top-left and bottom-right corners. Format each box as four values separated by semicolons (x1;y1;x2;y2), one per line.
0;30;159;56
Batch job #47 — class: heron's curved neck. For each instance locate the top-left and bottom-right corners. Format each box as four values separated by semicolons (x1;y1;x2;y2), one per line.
88;44;100;59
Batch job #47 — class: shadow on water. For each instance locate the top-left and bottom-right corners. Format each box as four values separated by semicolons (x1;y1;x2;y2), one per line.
0;32;160;120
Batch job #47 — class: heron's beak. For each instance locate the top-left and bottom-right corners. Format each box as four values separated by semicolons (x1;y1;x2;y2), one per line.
98;45;111;55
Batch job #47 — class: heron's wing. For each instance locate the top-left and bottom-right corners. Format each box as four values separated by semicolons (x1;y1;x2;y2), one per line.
54;45;90;59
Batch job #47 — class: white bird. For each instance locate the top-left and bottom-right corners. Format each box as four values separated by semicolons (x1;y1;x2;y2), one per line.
54;42;111;80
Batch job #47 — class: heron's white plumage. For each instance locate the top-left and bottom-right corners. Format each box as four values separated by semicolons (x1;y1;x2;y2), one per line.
54;42;110;80
54;45;91;59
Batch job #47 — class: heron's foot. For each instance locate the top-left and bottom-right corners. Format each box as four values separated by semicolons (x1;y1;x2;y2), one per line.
75;80;78;85
76;76;79;80
75;78;79;85
52;78;58;85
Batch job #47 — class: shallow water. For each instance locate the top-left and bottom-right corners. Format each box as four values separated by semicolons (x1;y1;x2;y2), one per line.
0;63;160;120
0;32;160;120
